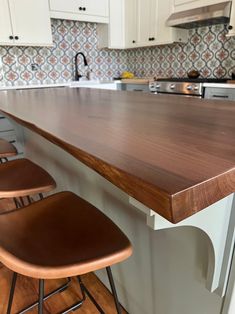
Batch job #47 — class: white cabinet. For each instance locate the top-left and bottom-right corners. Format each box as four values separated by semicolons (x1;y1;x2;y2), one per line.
49;0;109;23
98;0;187;49
137;0;158;46
227;0;235;36
0;0;52;46
98;0;137;49
173;0;231;12
0;0;12;45
156;0;188;45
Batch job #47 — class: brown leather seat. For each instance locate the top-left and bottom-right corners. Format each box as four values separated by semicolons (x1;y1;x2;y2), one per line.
0;158;56;198
0;191;132;279
0;139;17;159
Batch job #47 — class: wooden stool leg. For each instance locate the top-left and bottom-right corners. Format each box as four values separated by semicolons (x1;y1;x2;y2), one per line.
7;272;17;314
38;279;44;314
106;267;122;314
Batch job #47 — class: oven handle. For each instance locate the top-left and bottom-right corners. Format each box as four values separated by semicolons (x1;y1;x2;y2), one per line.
212;95;229;99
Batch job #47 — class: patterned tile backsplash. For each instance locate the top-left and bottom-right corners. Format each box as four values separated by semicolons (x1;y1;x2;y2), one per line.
0;19;129;86
128;24;235;79
0;19;234;86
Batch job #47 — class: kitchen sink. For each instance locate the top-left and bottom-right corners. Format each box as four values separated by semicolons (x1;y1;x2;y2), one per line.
70;80;121;90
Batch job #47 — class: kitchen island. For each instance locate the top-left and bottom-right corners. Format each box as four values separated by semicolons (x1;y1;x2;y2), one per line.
0;87;235;314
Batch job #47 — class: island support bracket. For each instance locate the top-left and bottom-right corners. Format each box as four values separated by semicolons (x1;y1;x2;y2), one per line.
129;194;235;297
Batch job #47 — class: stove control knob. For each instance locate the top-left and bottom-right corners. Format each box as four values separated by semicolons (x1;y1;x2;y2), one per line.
194;85;199;91
186;85;193;91
170;84;175;89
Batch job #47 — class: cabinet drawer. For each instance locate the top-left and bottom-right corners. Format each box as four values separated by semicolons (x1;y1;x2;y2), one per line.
0;117;14;132
50;0;108;17
121;84;149;92
204;88;235;101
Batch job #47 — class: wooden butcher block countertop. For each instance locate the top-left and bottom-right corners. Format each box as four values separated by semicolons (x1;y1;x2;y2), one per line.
0;87;234;223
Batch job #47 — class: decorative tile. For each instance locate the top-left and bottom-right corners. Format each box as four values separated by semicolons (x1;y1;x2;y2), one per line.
129;24;235;79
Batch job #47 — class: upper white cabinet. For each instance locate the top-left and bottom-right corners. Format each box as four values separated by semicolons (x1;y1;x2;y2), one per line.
98;0;188;49
98;0;137;49
227;0;235;36
173;0;231;12
0;0;53;46
156;0;188;44
0;0;12;45
49;0;109;23
137;0;158;46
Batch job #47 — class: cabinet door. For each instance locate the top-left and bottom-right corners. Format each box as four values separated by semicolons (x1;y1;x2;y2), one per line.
137;0;151;45
98;0;137;49
137;0;157;46
9;0;52;46
81;0;108;17
50;0;108;17
124;0;138;47
227;0;235;36
149;0;157;43
0;0;13;45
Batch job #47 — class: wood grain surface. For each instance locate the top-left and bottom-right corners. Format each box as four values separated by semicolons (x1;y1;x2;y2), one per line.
0;87;234;223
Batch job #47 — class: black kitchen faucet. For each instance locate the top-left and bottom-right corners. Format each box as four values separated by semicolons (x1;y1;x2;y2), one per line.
74;52;88;81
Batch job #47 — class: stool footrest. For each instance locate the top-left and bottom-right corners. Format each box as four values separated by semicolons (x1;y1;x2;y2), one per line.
17;278;71;314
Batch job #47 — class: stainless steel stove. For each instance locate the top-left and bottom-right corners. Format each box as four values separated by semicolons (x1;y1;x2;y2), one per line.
149;78;228;98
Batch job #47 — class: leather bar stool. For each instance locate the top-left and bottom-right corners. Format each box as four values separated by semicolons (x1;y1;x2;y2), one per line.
0;139;17;163
0;158;56;209
0;191;133;314
0;158;74;307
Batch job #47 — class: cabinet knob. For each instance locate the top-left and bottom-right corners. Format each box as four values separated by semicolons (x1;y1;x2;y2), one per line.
15;36;19;40
228;25;233;30
132;40;136;43
9;35;14;40
79;6;82;10
152;37;155;41
83;7;86;11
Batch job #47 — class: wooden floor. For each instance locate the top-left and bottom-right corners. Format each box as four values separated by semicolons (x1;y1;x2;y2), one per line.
0;198;127;314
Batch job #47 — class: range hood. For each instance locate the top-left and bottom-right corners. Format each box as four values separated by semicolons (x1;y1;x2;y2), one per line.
167;2;231;29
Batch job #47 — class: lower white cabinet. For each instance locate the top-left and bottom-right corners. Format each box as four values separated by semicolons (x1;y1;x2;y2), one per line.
0;0;53;46
98;0;188;49
49;0;109;23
